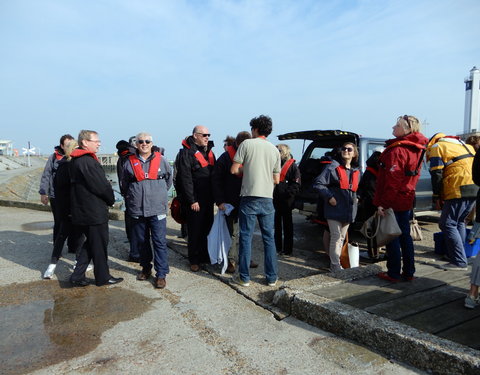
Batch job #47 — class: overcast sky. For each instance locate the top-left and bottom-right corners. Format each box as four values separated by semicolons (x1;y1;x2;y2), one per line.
1;0;479;160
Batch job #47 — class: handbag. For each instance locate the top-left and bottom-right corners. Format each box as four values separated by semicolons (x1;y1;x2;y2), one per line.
340;231;350;269
360;208;402;247
410;216;423;241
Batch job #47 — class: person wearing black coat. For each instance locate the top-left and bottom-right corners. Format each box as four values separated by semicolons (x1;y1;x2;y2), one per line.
357;150;383;259
273;144;301;255
175;126;216;271
69;130;123;287
116;138;137;259
42;140;85;279
212;131;257;272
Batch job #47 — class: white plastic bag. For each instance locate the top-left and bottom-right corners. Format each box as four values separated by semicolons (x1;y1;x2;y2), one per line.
207;209;232;274
348;242;359;268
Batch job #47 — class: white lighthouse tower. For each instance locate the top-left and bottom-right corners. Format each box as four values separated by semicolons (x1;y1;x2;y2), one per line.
464;66;480;134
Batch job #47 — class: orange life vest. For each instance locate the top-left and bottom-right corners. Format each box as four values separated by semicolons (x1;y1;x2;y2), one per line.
54;150;64;161
280;159;295;182
336;166;359;192
129;152;162;181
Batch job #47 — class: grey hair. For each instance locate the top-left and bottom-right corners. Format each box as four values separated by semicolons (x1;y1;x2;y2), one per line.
135;132;153;142
78;130;98;148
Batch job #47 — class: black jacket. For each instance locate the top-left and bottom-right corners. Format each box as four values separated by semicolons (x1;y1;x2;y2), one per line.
211;149;242;213
273;159;301;212
53;158;72;219
175;136;215;205
69;149;115;226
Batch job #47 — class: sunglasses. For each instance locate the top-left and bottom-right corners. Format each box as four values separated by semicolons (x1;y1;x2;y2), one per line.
341;147;354;152
196;133;211;138
403;115;412;129
137;140;152;144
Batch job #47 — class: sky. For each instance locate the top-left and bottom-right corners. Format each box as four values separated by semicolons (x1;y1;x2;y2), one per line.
1;0;480;161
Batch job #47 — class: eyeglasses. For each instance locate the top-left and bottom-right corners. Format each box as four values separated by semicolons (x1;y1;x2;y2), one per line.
341;147;354;152
86;139;101;143
403;115;412;129
137;140;152;144
195;133;211;138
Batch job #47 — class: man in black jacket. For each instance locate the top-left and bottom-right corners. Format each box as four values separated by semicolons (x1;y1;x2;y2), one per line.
69;130;123;287
175;125;215;271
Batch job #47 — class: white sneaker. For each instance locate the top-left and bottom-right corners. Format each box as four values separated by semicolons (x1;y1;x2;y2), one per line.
232;275;250;287
464;295;479;309
43;264;56;279
71;260;77;271
72;261;93;272
267;279;278;287
86;264;93;272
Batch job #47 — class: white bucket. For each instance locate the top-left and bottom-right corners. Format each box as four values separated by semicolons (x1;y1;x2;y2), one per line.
348;242;359;268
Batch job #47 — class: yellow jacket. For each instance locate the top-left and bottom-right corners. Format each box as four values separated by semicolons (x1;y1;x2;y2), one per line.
426;133;478;200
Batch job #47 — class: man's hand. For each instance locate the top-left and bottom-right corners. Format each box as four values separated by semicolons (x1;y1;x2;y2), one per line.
191;202;200;212
377;206;386;217
218;203;226;211
40;195;49;205
328;197;337;206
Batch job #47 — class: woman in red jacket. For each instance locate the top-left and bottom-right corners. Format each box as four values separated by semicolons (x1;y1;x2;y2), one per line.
374;115;428;282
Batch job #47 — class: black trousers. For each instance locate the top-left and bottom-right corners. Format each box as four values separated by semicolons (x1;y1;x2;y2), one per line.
186;202;213;265
50;217;85;263
274;209;294;254
70;222;111;286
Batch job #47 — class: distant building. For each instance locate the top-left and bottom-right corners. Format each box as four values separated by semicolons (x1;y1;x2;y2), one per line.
0;140;14;156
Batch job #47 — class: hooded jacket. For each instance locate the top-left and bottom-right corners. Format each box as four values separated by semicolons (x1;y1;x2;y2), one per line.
122;151;172;217
313;159;359;223
373;132;428;211
426;133;478;200
175;136;215;205
39;146;65;198
69;148;115;226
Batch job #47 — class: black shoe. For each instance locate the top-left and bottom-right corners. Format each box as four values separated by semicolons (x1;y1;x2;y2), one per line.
105;277;124;285
127;255;140;263
70;278;89;287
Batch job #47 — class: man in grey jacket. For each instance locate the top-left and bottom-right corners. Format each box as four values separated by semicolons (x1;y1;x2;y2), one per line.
122;132;172;288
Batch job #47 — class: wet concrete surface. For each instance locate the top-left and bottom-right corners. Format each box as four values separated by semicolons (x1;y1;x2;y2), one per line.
1;281;156;375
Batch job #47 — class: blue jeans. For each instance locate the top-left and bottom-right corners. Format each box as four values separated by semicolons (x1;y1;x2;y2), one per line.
439;198;475;268
386;210;415;279
131;216;169;278
238;197;277;283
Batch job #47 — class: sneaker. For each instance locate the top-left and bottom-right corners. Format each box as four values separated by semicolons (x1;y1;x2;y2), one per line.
401;273;415;282
71;260;77;271
464;295;479;309
377;272;400;283
440;263;468;271
232;275;250;287
86;264;93;272
43;264;56;279
267;279;277;287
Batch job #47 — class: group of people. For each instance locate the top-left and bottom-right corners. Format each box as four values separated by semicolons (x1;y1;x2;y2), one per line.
173;115;299;287
38;115;480;308
39;115;301;289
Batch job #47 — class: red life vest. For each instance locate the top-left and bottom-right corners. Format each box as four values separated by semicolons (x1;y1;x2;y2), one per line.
181;139;215;168
280;159;295;182
336;165;359;192
365;166;378;177
226;145;236;161
54;150;64;161
129;152;162;181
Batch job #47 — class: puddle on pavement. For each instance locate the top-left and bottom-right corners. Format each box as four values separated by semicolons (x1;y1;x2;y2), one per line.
0;280;157;375
21;221;54;231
